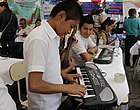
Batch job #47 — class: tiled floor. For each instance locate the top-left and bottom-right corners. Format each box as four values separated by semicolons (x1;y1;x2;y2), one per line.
125;67;140;109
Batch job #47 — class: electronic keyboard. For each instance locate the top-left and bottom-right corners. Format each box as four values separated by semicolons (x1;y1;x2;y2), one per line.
69;65;117;108
93;48;114;64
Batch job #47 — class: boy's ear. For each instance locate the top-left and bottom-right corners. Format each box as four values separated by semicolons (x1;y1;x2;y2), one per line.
56;10;66;21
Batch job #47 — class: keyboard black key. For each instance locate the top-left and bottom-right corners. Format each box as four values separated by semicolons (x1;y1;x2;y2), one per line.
87;90;95;95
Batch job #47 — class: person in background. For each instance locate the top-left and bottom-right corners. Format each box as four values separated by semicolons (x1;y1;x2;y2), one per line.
116;9;123;34
34;18;41;28
138;12;140;19
90;9;96;16
91;9;101;30
100;8;107;23
123;8;140;67
0;2;18;57
11;18;32;109
0;77;17;110
23;0;86;110
71;15;98;66
14;18;32;59
98;19;115;45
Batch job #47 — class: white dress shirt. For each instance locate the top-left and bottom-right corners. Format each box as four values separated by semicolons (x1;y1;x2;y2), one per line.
24;20;63;110
0;77;17;110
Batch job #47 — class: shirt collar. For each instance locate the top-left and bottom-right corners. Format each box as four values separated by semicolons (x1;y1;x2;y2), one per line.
77;30;87;40
41;20;59;40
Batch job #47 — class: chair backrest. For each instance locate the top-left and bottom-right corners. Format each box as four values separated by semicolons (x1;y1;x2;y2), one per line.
135;57;140;72
9;61;26;81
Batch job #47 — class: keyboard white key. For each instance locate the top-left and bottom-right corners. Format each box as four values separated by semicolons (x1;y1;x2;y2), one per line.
76;67;96;98
95;49;102;59
98;45;115;49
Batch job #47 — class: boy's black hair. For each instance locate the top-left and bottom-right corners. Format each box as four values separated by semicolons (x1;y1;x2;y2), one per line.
50;0;83;21
79;15;94;29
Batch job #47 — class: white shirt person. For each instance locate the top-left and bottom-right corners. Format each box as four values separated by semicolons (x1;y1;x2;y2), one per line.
0;77;17;110
71;15;98;66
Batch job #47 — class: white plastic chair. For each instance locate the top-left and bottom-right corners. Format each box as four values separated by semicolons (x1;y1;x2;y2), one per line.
133;56;140;80
9;61;28;108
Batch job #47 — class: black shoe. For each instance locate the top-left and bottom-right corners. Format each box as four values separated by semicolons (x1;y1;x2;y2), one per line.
20;105;28;110
1;54;8;57
21;95;27;101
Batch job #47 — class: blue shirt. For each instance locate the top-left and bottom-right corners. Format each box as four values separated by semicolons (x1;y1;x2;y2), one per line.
124;17;140;35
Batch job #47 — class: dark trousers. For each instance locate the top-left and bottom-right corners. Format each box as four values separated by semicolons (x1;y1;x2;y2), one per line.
13;42;23;59
57;96;80;110
6;78;27;110
125;35;140;66
116;28;123;34
0;33;15;57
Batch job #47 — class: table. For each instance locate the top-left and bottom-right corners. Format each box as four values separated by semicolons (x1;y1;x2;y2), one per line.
93;48;129;105
0;56;23;85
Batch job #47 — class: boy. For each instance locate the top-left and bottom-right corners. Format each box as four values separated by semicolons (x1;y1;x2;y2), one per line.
23;0;86;110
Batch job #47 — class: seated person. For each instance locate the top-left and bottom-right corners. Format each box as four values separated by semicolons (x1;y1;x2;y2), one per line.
9;18;32;108
99;19;115;45
71;15;98;66
14;18;32;59
0;77;16;110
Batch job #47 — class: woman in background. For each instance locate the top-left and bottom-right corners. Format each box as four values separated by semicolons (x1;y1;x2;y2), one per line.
98;19;115;45
0;2;18;57
34;18;41;28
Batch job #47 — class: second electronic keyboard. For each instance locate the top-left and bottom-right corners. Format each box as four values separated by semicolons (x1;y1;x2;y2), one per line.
70;65;117;108
93;48;114;64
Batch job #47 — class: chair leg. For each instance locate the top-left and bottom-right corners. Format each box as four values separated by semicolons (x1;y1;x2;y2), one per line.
17;81;22;103
17;81;28;108
133;70;136;80
138;72;140;80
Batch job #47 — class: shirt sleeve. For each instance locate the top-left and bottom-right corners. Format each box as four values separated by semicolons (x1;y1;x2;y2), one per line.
27;39;48;73
87;37;96;48
72;37;87;55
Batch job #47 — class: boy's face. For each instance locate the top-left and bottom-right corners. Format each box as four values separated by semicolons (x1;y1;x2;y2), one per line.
79;23;94;38
57;19;79;38
54;11;79;38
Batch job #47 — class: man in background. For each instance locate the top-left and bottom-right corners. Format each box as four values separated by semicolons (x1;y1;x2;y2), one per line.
123;8;140;67
14;18;32;59
100;8;107;23
116;9;123;34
